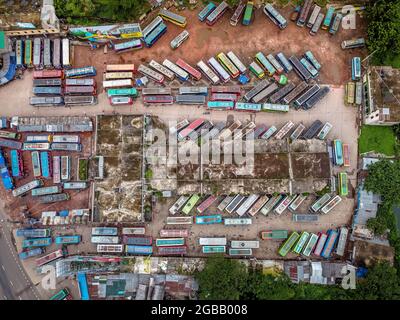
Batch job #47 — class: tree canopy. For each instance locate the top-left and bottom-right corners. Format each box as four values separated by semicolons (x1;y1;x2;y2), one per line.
366;0;400;64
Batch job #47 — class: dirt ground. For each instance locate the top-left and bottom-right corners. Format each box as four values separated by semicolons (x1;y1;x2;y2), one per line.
73;7;367;89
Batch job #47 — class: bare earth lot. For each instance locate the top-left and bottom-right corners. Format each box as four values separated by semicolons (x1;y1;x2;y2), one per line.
0;6;364;260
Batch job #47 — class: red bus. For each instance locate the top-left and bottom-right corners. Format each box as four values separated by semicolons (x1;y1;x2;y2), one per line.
211;86;241;95
176;58;202;81
143;95;174;105
33;70;63;79
343;144;350;167
196;195;217;214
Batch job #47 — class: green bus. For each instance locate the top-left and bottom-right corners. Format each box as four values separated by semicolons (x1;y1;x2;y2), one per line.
182;194;200;215
302;233;319;257
49;288;70;300
202;245;226;253
107;88;138;98
242;1;254;26
249;61;265;79
278;232;300;257
292;231;310;254
338;172;348;196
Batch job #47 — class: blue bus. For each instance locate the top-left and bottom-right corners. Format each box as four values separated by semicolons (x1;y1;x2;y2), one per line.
198;2;216;21
19;248;44;260
125;245;153;255
10;150;23;177
321;229;338;259
65;66;96;78
0;150;14;190
322;6;335;30
40;151;51;179
207;101;235;110
55;235;81;245
351;57;361;81
195;215;222;224
144;22;167;48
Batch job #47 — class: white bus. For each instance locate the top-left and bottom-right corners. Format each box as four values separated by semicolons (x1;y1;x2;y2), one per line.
169;196;189;215
171;30;189;49
275;121;294;139
91;236;120;244
122;227;146;235
208;57;230;83
149;60;175;80
12;179;43;197
97;244;124;253
321;195;342;214
199;238;227;246
166;216;193;225
162;59;189;81
197;60;220;84
52;135;80;143
102;79;133;89
62;38;71;68
224;218;252;225
307;5;321;28
230;240;259;249
274;195;294;214
138;64;164;83
227;51;247;73
236;194;259;216
288;194;307;211
317;122;333;140
53;156;60;184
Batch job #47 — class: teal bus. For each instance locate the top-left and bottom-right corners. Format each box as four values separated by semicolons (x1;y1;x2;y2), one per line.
278;232;299;257
182;194;200;215
55;235;81;245
207;101;235;110
156;238;185;247
228;248;252;256
292;231;310;254
22;238;52;248
50;288;70;300
255;52;276;76
242;1;254;26
302;233;319;256
195;215;222;224
202;245;226;253
107;88;137;98
322;6;335;30
198;2;216;21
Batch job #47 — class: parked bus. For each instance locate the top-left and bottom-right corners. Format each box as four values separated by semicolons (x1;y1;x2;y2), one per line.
208;57;230;82
206;1;228;26
64;86;96;96
289;195;307;212
255;52;276;76
297;0;313;27
274;195;295;214
242;1;254;26
31;186;60;197
179;87;208;95
166;216;193;225
278;232;300;257
142;16;163;39
197;60;220;84
92;227;118;236
29;96;64;107
159;8;187;27
148;60;174;81
226;51;246;73
231;240;259;249
163;59;189;81
275;121;294;139
91;236;119;244
338;172;348;196
321;195;342;214
114;39;142;53
252;83;279;103
181;194;200;215
199;2;217;22
217;52;240;78
333;139;344;166
170;30;189;49
305;51;321;71
322;6;335;30
310;12;324;36
62;38;71;68
105;72;133;80
176;58;202;80
122;227;145;235
355;81;363;105
228;248;252;256
160;229;189;237
63;182;88;190
303;120;323;139
249;61;265;79
33;38;42;69
195;215;222;224
263;3;288;29
103;79;133;89
261;230;288;240
123;235;152;246
178;119;205;140
65;66;96;78
169;195;189;215
199;238;227;246
107;88;137;98
304;86;330;110
156;238;185;247
202;246;226;253
55;235;81;245
197;195;217;214
307;5;321;28
33;79;63;87
310;194;331;213
321;229;338;258
16;228;50;238
351;57;361;81
290;123;306;140
335;227;348;256
302;233;319;256
341;38;365;50
0;130;20;140
247;195;269;216
38;193;70;204
292;231;310;254
300;58;318;78
36;249;63;267
16;39;23;68
207;101;234;110
329;13;342;35
267;54;284;74
295;84;320;107
10;150;23;178
235;195;259;216
225;195;245;214
142;88;172;96
244;79;269;101
289;56;311;81
313;232;327;256
158;246;187;255
60;156;70;181
144;22;167;47
125;245;153;255
224;218;252;225
50;288;70;300
106;64;135;72
97;244;124;253
24;39;33;67
22;237;52;248
211;86;241;95
343;144;350;167
230;2;246;26
30;151;41;177
210;93;238;101
260;126;277;140
53;156;60;184
52;38;61;69
317;122;333;140
33;70;63;79
276;52;292;73
32;87;62;96
235;102;261;112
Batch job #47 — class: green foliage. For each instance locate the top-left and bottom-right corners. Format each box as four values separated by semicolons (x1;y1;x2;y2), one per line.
196;256;247;300
55;0;150;24
366;0;400;65
358;125;397;156
145;169;153;179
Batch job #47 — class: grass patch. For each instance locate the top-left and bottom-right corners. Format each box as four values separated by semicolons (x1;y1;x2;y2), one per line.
358;125;396;156
78;158;89;181
383;54;400;69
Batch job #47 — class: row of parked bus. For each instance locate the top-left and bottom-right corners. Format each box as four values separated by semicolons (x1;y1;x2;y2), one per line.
345;81;363;106
30;67;98;107
168;191;343;218
14;37;70;70
279;227;349;259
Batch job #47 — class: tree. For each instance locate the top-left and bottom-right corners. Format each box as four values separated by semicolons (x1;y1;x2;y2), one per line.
366;0;400;63
195;256;247;300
